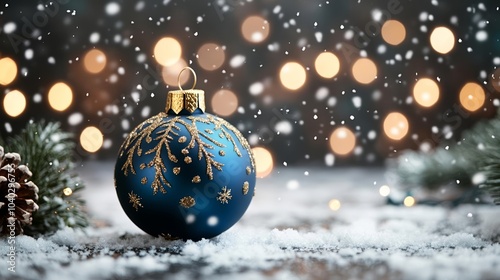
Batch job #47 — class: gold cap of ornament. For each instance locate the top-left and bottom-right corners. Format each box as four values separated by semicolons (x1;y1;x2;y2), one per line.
166;67;205;114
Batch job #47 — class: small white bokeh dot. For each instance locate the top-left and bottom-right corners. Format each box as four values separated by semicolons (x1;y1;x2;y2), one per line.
186;214;196;224
207;216;218;226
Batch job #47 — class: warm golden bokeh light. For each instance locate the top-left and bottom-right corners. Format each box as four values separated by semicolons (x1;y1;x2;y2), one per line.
329;127;356;156
48;82;73;111
3;90;26;117
459;82;485;112
241;15;270;43
162;59;188;87
252;147;274;178
0;57;18;85
211;89;238;116
403;196;416;207
381;20;406;45
154;37;182;67
197;43;225;71
383;112;409;140
83;49;107;74
63;187;73;196
314;52;340;79
352;58;377;84
413;78;440;107
328;199;341;211
280;61;307;90
379;185;391;197
430;26;455;54
80;126;104;153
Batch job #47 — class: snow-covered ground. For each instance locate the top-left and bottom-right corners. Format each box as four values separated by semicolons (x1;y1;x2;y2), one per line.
1;161;499;280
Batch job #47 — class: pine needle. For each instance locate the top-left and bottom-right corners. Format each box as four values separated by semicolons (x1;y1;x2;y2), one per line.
0;121;89;236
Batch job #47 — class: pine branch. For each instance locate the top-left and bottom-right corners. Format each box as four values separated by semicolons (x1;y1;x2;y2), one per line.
0;121;89;236
481;154;500;205
392;112;500;205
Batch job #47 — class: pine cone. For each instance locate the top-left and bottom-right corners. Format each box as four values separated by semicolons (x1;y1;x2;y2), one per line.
0;145;39;235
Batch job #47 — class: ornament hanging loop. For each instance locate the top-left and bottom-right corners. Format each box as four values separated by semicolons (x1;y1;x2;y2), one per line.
167;67;205;114
178;67;197;92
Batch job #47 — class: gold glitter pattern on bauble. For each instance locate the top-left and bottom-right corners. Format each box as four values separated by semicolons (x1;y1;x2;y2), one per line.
128;191;143;211
219;150;225;156
141;177;148;185
173;167;181;175
192;175;201;183
179;196;196;208
217;186;232;204
246;166;251;175
178;136;187;143
242;181;249;195
184;156;192;164
120;113;255;196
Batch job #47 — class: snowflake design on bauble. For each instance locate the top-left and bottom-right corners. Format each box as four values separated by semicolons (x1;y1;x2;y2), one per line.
217;186;232;204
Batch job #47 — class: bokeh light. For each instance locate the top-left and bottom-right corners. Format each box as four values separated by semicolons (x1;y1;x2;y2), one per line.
459;82;485;112
162;59;188;87
197;43;226;71
413;78;440;107
80;126;104;153
63;187;73;196
280;61;306;90
403;196;416;207
83;49;107;74
329;127;356;156
252;147;274;178
241;15;270;43
379;185;391;197
430;26;455;54
211;89;238;116
328;199;341;211
154;37;182;67
314;52;340;79
48;82;73;111
383;112;409;140
0;57;17;85
381;20;406;45
352;58;377;84
3;90;26;117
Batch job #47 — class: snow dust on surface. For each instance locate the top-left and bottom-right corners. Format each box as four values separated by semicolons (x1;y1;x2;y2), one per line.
0;162;499;280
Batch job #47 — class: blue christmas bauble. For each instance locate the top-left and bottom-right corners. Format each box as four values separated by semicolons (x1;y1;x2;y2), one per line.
114;81;256;241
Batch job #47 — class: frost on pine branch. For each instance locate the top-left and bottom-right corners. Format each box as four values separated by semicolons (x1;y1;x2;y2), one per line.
0;121;89;236
480;153;500;205
393;113;500;205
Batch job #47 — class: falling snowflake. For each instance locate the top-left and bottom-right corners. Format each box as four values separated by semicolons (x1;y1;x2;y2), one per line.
217;186;232;204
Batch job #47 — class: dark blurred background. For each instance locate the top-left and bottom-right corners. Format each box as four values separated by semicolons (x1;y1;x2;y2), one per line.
0;0;499;172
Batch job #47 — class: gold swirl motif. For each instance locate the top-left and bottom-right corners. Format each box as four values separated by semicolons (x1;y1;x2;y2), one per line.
120;114;255;196
120;67;255;196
